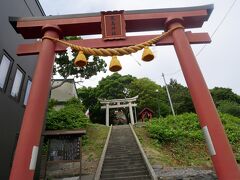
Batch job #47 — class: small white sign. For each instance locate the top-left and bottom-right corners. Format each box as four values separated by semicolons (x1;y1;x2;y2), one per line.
202;126;216;156
29;146;39;170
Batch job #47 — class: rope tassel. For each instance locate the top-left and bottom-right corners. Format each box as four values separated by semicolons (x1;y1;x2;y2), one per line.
109;56;122;72
142;46;154;62
74;51;88;67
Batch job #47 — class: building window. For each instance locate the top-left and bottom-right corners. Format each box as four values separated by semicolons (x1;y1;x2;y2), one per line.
0;55;12;90
11;68;24;100
24;79;32;105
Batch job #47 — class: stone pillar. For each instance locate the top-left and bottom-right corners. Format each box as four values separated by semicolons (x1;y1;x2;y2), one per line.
10;25;61;180
134;106;137;123
106;103;109;126
165;18;240;179
129;103;134;125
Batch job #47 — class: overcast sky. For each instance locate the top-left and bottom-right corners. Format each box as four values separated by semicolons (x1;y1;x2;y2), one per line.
39;0;240;94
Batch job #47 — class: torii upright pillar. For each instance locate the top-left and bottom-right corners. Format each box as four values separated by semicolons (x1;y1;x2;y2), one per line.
165;18;240;180
9;25;61;180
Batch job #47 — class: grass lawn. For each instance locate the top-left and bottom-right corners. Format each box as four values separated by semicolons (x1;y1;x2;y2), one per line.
134;124;213;168
82;123;109;174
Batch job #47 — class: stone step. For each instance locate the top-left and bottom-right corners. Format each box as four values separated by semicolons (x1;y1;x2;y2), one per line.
105;152;141;156
104;157;143;163
101;170;148;179
103;159;144;167
106;149;139;153
107;146;137;148
100;125;151;180
107;145;137;147
101;175;151;180
105;154;142;160
107;147;138;150
106;145;137;148
106;148;138;151
102;166;148;174
104;156;143;162
103;162;146;170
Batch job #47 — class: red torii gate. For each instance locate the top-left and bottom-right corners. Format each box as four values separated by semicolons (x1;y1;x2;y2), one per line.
9;4;240;180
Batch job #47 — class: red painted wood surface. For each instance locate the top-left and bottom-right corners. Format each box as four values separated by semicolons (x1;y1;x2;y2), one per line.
9;26;61;180
12;5;212;38
167;19;240;180
17;32;211;56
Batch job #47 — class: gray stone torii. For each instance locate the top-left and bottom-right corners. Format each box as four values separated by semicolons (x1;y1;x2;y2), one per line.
99;96;138;126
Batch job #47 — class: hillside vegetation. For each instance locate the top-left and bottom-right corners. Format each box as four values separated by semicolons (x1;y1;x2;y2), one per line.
135;113;240;167
82;124;109;174
45;99;109;175
78;73;240;126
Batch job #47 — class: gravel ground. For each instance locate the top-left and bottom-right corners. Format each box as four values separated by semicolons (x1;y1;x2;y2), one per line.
153;165;217;180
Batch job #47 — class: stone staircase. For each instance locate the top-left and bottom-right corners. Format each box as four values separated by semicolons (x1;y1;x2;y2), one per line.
100;125;152;180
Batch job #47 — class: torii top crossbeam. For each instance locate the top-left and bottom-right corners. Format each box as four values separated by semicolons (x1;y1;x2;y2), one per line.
10;4;213;38
99;96;138;104
10;5;212;56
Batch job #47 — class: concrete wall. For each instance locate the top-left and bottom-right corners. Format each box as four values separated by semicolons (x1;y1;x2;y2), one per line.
51;80;78;102
0;0;44;179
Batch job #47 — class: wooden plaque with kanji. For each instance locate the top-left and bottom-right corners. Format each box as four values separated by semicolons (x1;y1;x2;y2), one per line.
101;10;126;40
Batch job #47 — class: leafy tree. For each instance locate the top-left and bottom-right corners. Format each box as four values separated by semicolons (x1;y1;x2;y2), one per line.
77;75;240;124
52;36;107;89
78;74;136;124
78;75;181;124
168;79;195;114
218;100;240;118
96;73;136;99
210;87;240;106
46;98;89;130
77;87;105;124
129;78;170;117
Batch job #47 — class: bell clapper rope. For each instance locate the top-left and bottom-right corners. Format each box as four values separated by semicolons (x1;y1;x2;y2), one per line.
130;54;141;66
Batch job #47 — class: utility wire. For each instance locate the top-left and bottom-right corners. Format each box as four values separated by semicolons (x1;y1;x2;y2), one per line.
195;0;238;57
164;0;238;76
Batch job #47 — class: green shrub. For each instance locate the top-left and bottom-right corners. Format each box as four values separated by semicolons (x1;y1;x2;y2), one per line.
146;113;202;142
219;113;240;143
146;112;240;162
146;113;240;144
46;98;90;130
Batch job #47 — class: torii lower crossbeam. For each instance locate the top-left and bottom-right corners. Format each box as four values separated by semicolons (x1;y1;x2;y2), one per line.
17;32;210;56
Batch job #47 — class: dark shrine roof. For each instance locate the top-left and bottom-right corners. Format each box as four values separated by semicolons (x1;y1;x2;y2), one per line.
139;108;154;115
43;129;86;137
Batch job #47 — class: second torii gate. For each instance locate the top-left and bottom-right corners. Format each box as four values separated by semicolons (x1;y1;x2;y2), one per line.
9;4;240;180
100;96;138;126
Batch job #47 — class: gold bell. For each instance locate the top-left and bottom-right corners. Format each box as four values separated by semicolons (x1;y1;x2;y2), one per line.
109;56;122;72
74;51;87;67
142;46;154;62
